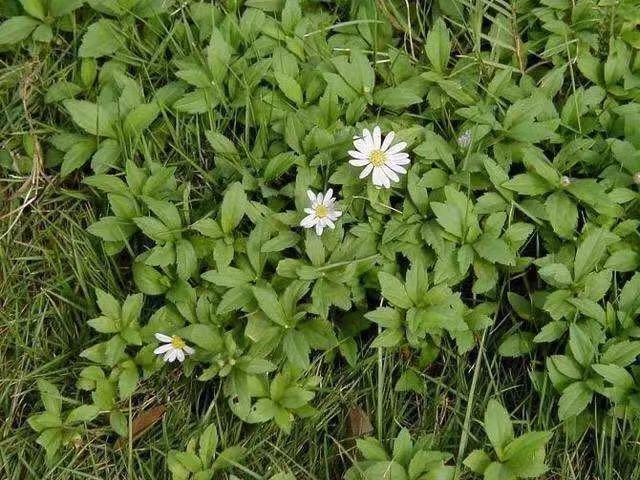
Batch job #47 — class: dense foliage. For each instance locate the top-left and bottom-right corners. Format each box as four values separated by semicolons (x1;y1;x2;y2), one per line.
3;0;640;478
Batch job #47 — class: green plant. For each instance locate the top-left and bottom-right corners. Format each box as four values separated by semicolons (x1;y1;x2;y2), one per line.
464;400;552;480
167;424;244;480
344;428;454;480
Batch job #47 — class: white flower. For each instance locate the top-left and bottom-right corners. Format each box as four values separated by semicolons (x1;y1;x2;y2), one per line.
348;126;410;188
300;188;342;236
457;130;472;148
154;333;194;363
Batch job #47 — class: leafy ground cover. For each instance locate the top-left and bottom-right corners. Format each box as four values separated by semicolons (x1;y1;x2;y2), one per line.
2;0;640;478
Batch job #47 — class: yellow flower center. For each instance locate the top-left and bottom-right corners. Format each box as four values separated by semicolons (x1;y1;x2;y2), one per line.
171;336;186;349
314;204;329;218
369;149;386;167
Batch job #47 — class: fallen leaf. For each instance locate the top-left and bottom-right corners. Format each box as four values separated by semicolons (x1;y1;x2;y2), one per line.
114;405;165;450
346;405;373;439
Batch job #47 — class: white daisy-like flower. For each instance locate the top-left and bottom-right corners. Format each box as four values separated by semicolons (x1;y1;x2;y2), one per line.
348;126;410;188
300;188;342;236
154;333;194;363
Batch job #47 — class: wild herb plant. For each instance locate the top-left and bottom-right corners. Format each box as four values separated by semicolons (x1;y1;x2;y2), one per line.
2;0;640;477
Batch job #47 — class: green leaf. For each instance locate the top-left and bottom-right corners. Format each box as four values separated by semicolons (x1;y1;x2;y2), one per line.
37;429;63;461
484;399;514;451
20;0;45;20
568;324;594;367
538;263;572;288
545;191;577;239
558;381;593;419
282;329;310;369
28;412;62;432
281;0;301;32
274;72;303;106
464;449;491;474
37;379;61;414
503;431;551;476
365;307;402;329
87;316;118;333
592;364;634;388
191;218;223;239
378;272;413;309
371;328;403;348
45;81;82;104
264;152;298;181
392;428;413;465
498;332;534;357
205;130;238;156
573;228;618;280
199;424;219;464
60;138;96;176
0;16;40;44
533;321;567;343
133;217;174;242
65;404;99;424
121;293;143;326
261;232;300;253
394;369;425;394
252;286;287;326
176;239;197;280
356;437;388;461
132;262;170;295
124;103;159;136
49;0;84;17
63;100;116;138
601;341;640;367
363;461;407;480
79;19;121;58
473;238;515;266
502;173;552;196
425;18;451;73
220;182;246;234
483;462;515;480
202;267;253;287
374;86;423;109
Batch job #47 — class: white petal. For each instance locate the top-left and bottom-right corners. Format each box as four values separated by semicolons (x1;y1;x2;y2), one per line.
386;162;407;174
381;131;395;151
176;349;185;362
373;126;382;149
349;158;371;167
383;171;391;188
348;150;369;160
382;165;399;182
388;152;409;160
362;129;374;148
372;167;385;186
353;138;371;153
324;188;333;203
386;142;407;155
183;346;195;355
331;210;343;219
300;214;317;228
387;154;410;165
317;192;323;204
315;223;324;236
163;349;176;362
306;190;316;202
325;218;335;229
155;333;172;342
304;208;314;214
359;163;374;179
154;344;172;355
